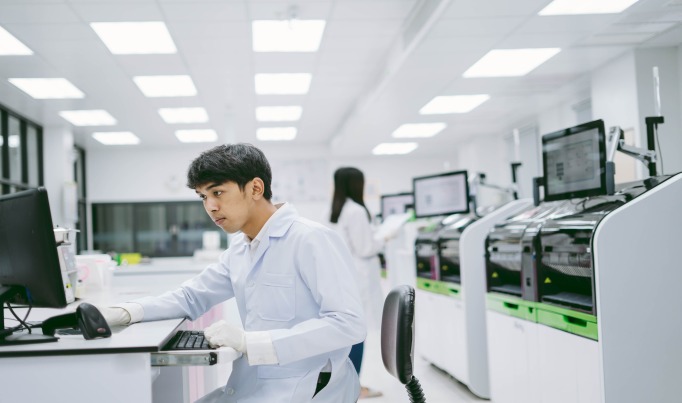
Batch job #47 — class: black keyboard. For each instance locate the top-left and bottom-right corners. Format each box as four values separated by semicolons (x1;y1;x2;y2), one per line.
164;330;215;350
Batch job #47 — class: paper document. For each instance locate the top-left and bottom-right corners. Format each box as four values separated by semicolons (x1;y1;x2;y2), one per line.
374;213;411;242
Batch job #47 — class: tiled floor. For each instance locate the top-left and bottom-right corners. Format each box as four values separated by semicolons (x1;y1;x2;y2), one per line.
359;328;488;403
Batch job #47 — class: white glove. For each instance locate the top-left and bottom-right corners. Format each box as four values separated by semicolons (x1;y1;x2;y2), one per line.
97;306;131;327
204;320;246;352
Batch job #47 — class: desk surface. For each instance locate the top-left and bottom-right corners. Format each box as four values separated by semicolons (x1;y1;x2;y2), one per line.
0;318;183;358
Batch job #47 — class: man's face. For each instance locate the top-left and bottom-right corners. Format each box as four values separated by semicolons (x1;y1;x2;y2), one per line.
195;181;254;234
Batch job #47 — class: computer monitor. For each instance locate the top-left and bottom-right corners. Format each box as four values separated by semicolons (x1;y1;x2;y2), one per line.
381;192;414;221
413;170;470;219
542;119;608;201
0;187;68;345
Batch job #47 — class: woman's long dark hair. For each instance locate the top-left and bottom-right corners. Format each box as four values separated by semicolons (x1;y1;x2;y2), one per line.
330;167;371;224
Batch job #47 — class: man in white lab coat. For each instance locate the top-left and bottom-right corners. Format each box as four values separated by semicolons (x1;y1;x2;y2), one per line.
104;143;366;402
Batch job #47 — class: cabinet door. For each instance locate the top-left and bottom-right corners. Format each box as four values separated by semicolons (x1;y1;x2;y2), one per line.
487;311;540;403
439;295;468;383
415;289;439;363
538;324;601;403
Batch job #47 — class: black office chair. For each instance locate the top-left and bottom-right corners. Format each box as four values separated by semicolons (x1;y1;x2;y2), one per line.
381;285;426;403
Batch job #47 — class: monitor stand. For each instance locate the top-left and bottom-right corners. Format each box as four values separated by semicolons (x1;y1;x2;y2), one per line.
0;286;58;346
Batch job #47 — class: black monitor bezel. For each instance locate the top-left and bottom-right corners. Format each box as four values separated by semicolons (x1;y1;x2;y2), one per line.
412;170;470;219
380;192;414;221
542;119;607;202
0;187;68;308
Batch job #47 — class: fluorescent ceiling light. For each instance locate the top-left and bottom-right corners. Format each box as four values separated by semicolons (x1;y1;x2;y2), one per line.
256;127;297;141
8;78;85;99
255;106;303;122
0;135;19;148
420;95;490;114
0;26;33;55
159;107;209;124
175;129;218;143
539;0;640;15
133;75;197;97
463;48;561;77
92;131;140;145
59;110;117;126
90;22;176;54
392;123;446;139
254;74;311;95
252;20;326;52
372;142;418;155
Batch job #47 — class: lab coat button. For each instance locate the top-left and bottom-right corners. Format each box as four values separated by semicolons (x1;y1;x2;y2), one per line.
227;388;235;395
248;281;255;287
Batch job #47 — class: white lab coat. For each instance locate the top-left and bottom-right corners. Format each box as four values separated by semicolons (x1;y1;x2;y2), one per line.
330;199;384;330
134;203;366;402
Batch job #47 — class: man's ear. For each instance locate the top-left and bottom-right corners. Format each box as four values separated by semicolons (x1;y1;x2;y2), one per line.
251;178;265;200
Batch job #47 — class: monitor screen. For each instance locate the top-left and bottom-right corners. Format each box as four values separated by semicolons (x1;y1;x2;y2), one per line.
381;192;414;220
542;119;607;201
0;188;67;308
413;170;470;218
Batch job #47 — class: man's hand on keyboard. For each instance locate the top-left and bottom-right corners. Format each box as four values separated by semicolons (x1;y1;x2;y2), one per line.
204;320;246;352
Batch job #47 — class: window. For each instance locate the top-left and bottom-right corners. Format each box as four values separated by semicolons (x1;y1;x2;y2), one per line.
0;105;43;195
92;201;227;257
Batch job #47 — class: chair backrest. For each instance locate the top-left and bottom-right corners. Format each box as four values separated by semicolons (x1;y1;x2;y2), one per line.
381;285;415;385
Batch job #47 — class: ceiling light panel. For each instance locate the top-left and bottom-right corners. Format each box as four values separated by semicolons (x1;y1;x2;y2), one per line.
8;78;85;99
392;123;447;138
90;22;176;54
133;75;197;97
463;48;561;77
175;129;218;143
420;95;490;115
252;20;326;52
0;26;33;55
254;74;311;94
59;110;117;126
539;0;640;15
372;142;418;155
92;131;140;145
256;127;297;141
255;106;303;122
159;107;209;124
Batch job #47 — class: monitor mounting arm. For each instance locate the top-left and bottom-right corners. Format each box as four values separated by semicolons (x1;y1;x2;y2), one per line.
607;126;658;172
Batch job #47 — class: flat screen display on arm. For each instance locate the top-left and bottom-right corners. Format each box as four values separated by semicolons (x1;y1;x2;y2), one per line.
542;119;607;201
413;171;470;219
381;192;414;220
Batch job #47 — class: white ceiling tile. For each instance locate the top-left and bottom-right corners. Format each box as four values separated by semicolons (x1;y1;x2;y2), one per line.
253;54;317;73
70;3;164;21
442;0;550;18
247;2;333;20
324;20;403;37
332;1;417;20
115;55;188;76
430;17;526;37
160;3;248;21
0;4;81;23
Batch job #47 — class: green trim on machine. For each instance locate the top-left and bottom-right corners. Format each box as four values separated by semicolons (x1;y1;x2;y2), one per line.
486;293;537;322
416;278;461;299
416;277;438;293
380;269;387;279
439;281;461;299
536;303;598;340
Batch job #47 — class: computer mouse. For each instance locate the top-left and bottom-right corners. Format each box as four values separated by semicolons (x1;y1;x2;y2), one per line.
76;303;112;340
41;302;111;340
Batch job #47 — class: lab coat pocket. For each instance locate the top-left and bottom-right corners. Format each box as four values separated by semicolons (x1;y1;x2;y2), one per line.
256;273;296;321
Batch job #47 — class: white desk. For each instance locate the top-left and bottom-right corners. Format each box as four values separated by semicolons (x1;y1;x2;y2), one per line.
0;257;241;403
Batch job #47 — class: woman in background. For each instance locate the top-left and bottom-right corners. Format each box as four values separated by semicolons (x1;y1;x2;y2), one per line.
329;167;383;399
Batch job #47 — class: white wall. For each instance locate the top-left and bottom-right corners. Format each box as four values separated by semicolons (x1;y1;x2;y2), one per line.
43;126;76;228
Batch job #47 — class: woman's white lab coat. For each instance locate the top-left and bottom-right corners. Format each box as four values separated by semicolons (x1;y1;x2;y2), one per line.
331;199;384;329
134;203;366;402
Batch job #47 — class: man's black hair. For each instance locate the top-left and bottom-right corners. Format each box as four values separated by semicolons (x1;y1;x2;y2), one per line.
187;143;273;200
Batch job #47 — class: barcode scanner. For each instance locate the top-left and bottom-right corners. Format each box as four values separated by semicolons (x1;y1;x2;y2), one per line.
41;302;112;340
